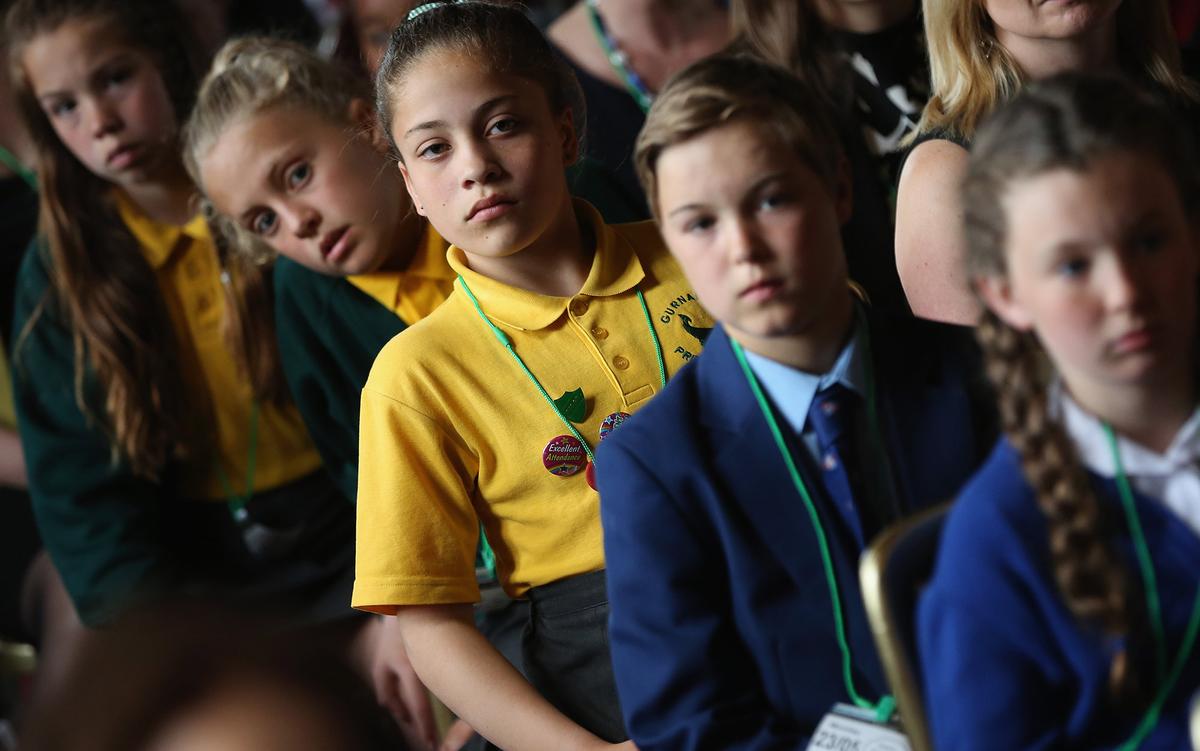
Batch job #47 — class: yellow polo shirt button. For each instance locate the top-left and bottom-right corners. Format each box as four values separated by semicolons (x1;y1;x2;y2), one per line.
613;355;630;370
592;325;609;340
570;298;590;316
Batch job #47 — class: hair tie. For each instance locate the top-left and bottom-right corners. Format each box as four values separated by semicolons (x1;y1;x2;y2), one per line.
406;0;470;22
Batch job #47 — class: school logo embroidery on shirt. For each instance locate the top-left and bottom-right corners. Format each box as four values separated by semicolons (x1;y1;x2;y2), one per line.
659;292;713;362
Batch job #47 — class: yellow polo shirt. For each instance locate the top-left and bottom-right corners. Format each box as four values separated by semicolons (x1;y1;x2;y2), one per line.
353;200;714;612
115;191;321;500
346;224;454;321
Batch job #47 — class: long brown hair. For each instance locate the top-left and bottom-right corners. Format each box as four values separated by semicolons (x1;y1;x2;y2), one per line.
6;0;283;480
728;0;849;114
962;73;1200;706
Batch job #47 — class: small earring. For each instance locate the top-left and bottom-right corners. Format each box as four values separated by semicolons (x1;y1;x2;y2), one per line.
980;37;994;61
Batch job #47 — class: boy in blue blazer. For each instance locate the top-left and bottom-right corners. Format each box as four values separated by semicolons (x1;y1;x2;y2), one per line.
596;54;997;750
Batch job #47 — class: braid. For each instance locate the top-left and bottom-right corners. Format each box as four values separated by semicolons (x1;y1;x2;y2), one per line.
959;74;1200;708
976;310;1146;703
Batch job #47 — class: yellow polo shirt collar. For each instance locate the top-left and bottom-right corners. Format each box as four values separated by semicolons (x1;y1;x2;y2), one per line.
347;223;453;312
447;200;645;331
113;190;209;269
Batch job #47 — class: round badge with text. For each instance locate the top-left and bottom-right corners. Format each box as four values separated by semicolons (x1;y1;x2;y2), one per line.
542;435;588;477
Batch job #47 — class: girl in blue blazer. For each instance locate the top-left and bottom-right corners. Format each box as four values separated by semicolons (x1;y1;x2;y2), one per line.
919;73;1200;750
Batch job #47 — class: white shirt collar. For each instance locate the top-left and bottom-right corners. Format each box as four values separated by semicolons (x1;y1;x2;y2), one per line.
1057;385;1200;538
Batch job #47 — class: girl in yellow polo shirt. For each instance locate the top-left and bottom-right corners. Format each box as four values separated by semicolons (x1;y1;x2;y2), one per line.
6;0;357;640
356;2;714;748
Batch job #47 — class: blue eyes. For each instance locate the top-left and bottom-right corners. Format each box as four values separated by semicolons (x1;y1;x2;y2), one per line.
1055;258;1090;279
246;162;310;236
251;210;278;236
49;99;77;117
104;68;132;89
44;63;134;119
287;162;311;189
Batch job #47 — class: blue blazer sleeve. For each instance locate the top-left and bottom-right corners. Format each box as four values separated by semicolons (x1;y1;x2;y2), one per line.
599;438;807;751
917;446;1076;751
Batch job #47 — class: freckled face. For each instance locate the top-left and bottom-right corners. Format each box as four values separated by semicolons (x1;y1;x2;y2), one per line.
23;17;179;189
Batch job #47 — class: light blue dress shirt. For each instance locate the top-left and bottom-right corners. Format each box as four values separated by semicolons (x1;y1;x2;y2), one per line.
742;315;868;466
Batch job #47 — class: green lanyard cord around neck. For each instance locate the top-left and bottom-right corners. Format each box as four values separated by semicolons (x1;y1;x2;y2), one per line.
457;275;666;465
1103;423;1200;751
0;145;36;192
729;334;895;724
217;400;260;520
585;0;654;114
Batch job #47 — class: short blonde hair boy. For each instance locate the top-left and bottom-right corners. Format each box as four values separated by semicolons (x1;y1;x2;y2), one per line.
635;54;842;220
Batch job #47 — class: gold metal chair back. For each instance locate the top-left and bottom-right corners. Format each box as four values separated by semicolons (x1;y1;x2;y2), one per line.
859;503;949;751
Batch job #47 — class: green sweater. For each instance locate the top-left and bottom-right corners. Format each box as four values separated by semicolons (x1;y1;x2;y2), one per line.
12;243;185;625
14;244;352;626
273;257;406;502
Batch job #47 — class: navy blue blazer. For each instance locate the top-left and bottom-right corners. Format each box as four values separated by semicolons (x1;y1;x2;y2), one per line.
920;439;1200;750
597;314;996;750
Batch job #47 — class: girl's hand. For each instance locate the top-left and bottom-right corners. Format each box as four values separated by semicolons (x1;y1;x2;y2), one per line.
353;616;440;750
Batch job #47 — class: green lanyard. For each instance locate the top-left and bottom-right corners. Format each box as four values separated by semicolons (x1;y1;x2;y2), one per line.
585;0;654;114
216;401;260;522
1102;423;1200;751
0;145;36;192
729;328;896;723
458;275;666;465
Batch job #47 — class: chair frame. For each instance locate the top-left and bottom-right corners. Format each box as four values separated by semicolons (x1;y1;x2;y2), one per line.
859;503;949;751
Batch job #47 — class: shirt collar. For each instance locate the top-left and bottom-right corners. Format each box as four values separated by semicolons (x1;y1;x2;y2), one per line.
112;189;209;269
347;223;453;311
743;301;868;435
447;199;644;331
1058;385;1200;479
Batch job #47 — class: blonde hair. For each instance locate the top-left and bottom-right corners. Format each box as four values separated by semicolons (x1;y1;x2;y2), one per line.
917;0;1194;141
183;37;372;404
963;73;1200;707
635;54;842;220
183;36;371;266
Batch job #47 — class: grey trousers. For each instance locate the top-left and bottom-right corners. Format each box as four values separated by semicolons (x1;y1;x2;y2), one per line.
522;570;627;743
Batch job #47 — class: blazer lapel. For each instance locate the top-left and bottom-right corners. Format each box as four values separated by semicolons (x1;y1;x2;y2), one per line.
700;326;842;593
